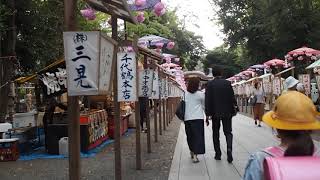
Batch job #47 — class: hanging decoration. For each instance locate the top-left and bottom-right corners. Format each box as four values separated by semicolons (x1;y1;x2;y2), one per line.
135;0;147;7
167;42;175;50
136;11;145;23
80;8;96;20
153;2;166;17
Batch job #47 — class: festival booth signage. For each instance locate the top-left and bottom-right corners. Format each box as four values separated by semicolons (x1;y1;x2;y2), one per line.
150;70;160;99
63;31;117;96
38;61;67;97
138;69;154;97
298;74;311;96
117;49;138;102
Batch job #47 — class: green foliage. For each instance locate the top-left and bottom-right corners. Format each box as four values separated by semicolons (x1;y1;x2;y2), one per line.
127;10;206;70
203;45;244;77
212;0;320;71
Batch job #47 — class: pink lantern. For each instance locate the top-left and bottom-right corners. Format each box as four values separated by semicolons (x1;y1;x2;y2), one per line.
298;56;304;61
167;42;175;50
127;46;134;52
306;53;312;57
311;56;317;60
154;2;165;12
175;58;180;62
154;8;166;17
136;11;145;23
80;8;96;20
153;2;166;16
156;42;164;48
288;56;293;61
135;0;146;7
293;53;298;57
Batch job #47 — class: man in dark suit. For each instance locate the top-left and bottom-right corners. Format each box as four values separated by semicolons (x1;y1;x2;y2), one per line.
205;68;238;163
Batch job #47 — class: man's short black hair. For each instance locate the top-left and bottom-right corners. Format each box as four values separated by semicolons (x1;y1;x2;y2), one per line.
212;66;223;77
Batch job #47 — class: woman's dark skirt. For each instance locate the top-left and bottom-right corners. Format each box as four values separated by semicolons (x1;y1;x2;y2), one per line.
185;119;205;154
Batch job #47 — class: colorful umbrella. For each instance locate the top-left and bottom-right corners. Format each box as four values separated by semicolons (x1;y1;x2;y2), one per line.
160;63;180;68
138;35;170;47
285;46;320;61
250;64;266;69
264;59;285;67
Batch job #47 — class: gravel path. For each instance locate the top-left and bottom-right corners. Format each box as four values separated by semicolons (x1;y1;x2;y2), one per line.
0;116;181;180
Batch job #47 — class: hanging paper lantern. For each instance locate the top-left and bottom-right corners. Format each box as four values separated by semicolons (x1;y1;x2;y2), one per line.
154;2;165;12
175;58;180;62
136;11;145;23
127;46;134;52
153;2;166;17
311;56;317;60
154;8;166;17
306;53;312;57
293;53;298;57
80;8;96;20
167;42;175;50
135;0;146;7
156;42;164;48
288;56;293;61
298;56;304;61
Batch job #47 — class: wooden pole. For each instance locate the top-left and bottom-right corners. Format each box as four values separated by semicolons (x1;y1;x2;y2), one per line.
163;99;166;131
64;1;80;180
143;55;151;153
134;100;141;169
159;93;162;135
111;16;122;180
154;99;158;142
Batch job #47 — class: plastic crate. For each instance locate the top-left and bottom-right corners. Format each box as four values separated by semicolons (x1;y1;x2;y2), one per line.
0;138;19;161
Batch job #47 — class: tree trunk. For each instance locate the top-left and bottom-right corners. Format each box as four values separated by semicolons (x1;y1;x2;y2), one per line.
0;0;16;122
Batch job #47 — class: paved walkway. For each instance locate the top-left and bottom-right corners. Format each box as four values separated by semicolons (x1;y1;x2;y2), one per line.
168;114;320;180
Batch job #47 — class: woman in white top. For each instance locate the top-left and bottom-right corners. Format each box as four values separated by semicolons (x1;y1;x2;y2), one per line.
184;77;206;163
252;81;265;127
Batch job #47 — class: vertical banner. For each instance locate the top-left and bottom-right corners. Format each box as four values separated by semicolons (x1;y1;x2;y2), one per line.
273;77;281;95
299;74;311;95
99;35;115;94
117;52;137;102
64;31;99;96
316;75;320;90
168;82;173;97
263;76;272;94
151;70;160;99
138;69;154;97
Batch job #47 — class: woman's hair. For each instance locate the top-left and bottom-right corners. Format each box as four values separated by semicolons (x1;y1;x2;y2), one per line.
187;77;200;93
254;82;259;89
277;129;314;156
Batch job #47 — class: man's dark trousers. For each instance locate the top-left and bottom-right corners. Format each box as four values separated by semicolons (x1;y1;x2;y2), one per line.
212;116;233;157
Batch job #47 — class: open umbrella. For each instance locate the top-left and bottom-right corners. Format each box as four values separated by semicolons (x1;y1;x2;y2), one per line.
138;35;170;47
160;63;180;68
250;64;266;69
285;46;320;61
264;59;285;67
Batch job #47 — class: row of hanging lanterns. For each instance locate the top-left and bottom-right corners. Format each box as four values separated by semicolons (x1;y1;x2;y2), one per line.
80;0;166;23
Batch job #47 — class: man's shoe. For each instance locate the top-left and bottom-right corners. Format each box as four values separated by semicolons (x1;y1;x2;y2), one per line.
214;154;221;160
227;153;233;163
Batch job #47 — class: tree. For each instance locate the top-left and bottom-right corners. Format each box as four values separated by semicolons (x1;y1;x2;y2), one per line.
127;10;206;70
212;0;320;67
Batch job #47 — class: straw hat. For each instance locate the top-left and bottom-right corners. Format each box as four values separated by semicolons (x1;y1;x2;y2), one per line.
285;76;299;89
263;91;320;130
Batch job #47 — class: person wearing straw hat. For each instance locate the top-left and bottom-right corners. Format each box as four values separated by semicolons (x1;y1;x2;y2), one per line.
243;91;320;180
